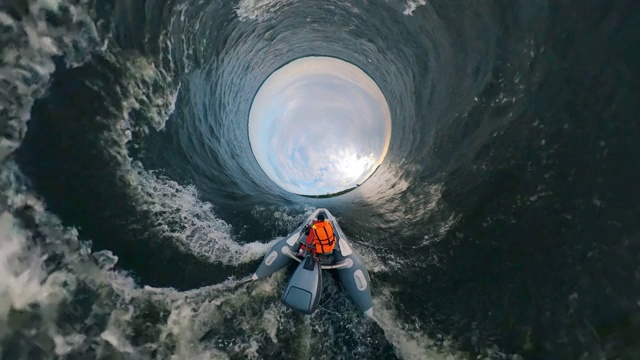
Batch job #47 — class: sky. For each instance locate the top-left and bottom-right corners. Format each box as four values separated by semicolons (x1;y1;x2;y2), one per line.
248;56;391;195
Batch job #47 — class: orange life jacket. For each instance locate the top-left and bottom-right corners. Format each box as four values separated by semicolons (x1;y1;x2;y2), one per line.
304;220;336;254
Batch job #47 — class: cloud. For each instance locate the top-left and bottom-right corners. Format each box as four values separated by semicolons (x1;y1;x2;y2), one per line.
249;57;391;195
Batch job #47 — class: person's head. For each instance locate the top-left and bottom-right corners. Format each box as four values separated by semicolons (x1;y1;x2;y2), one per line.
317;213;325;222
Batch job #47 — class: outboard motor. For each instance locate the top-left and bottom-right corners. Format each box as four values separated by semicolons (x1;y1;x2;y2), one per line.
282;255;323;314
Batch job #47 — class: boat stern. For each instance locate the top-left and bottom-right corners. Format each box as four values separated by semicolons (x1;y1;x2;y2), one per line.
282;256;323;314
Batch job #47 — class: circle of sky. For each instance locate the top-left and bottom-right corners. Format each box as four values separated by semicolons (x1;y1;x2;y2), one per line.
249;56;391;195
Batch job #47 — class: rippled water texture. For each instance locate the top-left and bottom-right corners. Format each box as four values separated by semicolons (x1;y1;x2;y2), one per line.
1;0;639;359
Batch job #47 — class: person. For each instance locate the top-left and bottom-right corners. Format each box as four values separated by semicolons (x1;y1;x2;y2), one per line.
300;213;336;255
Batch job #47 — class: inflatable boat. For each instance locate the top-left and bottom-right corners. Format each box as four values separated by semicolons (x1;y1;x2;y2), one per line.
252;208;373;316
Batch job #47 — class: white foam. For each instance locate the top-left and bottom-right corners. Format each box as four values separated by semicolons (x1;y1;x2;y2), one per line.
0;168;470;359
39;0;63;11
0;212;47;316
100;329;135;353
166;82;181;126
52;333;86;356
235;0;294;21
240;338;260;359
371;288;466;360
162;302;201;358
0;0;99;163
261;304;281;343
251;205;315;230
129;166;276;265
403;0;427;16
0;12;15;27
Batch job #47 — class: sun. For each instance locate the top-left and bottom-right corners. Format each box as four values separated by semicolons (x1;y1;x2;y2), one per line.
336;150;375;181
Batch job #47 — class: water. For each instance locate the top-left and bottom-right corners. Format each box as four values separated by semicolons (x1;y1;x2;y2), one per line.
1;0;639;358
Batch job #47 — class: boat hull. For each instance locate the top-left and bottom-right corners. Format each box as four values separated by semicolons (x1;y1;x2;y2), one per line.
253;208;373;316
282;256;323;314
252;225;303;280
334;243;373;316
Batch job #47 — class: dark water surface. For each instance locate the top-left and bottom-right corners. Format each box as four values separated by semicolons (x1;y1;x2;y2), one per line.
1;0;639;359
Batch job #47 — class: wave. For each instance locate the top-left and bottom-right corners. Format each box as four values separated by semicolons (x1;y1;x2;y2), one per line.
3;0;639;358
